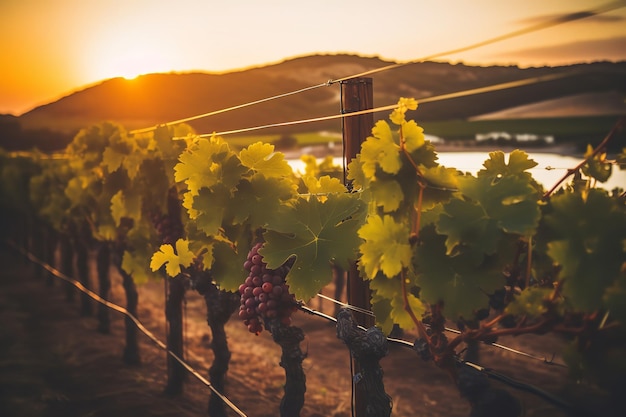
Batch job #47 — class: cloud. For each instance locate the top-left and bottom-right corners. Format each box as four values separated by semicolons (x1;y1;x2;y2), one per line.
518;12;625;26
494;36;626;64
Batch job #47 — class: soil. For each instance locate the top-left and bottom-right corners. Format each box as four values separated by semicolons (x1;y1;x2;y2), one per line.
0;243;618;417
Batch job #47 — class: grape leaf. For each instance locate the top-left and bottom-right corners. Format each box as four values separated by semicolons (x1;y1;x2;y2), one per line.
390;291;425;330
413;225;501;318
370;179;404;212
110;190;142;226
389;97;418;125
192;185;231;237
261;193;366;300
302;175;347;197
371;294;395;335
402;120;425;152
102;146;125;174
437;198;501;262
369;273;425;330
480;150;538;177
420;164;460;209
505;287;553;318
238;142;293;178
360;121;401;177
122;250;154;284
358;214;412;279
458;174;540;236
210;239;248;292
174;137;234;194
581;145;612;183
232;174;298;230
544;189;626;311
346;154;368;190
150;238;194;277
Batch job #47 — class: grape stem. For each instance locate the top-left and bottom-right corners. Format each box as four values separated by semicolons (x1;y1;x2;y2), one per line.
400;269;429;342
542;115;625;199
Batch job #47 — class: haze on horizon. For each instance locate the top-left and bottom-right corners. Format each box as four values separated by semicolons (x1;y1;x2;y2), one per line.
1;0;625;116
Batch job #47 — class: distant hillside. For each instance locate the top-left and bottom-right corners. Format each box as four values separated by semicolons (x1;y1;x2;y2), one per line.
5;54;626;150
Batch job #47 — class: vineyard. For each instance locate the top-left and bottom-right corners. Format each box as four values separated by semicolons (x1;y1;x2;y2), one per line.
1;88;625;416
2;4;626;414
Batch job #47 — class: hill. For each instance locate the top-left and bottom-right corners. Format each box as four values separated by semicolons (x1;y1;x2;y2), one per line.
4;54;626;150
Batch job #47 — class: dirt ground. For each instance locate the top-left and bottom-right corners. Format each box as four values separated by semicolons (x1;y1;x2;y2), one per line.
0;243;618;417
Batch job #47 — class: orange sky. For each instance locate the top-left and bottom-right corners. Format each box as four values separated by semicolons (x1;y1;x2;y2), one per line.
1;0;625;115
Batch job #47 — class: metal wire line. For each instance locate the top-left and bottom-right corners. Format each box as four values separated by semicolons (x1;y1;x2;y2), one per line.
7;241;248;417
130;0;624;135
308;294;567;367
176;70;578;139
298;304;577;415
129;82;331;135
329;0;626;84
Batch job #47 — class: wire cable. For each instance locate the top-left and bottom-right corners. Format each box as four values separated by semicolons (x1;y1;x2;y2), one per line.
130;0;625;134
328;0;626;84
129;83;331;135
298;304;576;414
181;70;578;139
6;241;248;417
306;295;567;367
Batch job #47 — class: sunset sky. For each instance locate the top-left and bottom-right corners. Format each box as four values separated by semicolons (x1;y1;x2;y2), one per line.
1;0;625;115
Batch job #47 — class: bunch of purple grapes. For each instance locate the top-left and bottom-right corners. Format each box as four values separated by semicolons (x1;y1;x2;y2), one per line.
150;211;183;245
239;242;297;334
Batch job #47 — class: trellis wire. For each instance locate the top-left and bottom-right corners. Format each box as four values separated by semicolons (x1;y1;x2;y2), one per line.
298;303;577;414
6;240;248;417
310;294;567;367
175;71;577;139
129;0;624;134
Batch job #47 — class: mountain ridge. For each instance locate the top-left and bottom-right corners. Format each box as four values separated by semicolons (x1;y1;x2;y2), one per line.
3;53;626;150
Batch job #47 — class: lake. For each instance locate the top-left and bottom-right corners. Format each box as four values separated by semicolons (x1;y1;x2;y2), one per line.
289;151;625;193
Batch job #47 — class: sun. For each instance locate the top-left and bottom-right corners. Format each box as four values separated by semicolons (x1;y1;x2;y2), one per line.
84;31;177;82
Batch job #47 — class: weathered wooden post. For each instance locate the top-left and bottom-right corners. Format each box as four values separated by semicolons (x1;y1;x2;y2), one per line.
341;77;376;417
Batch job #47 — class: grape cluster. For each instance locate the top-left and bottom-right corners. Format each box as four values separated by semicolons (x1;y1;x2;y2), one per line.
238;242;297;334
150;211;183;245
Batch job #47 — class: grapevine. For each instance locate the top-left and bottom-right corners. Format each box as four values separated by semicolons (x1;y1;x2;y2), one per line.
1;98;625;416
239;242;297;334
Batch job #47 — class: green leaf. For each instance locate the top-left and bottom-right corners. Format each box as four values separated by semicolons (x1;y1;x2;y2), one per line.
174;137;235;194
544;189;626;311
413;225;501;319
102;147;125;174
360;121;401;177
389;97;418;125
581;145;612;183
302;175;347;196
370;179;404;212
480;150;538;177
370;270;425;331
110;190;142;226
210;239;248;292
261;193;366;300
437;198;500;261
346;154;368;190
505;287;553;318
402;120;425;152
458;174;540;236
390;291;425;330
150;239;194;277
192;185;231;237
232;175;298;230
358;214;412;279
239;142;293;178
371;294;395;335
121;250;154;284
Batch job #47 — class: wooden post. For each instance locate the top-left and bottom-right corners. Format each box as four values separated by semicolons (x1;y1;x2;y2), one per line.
341;77;375;417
